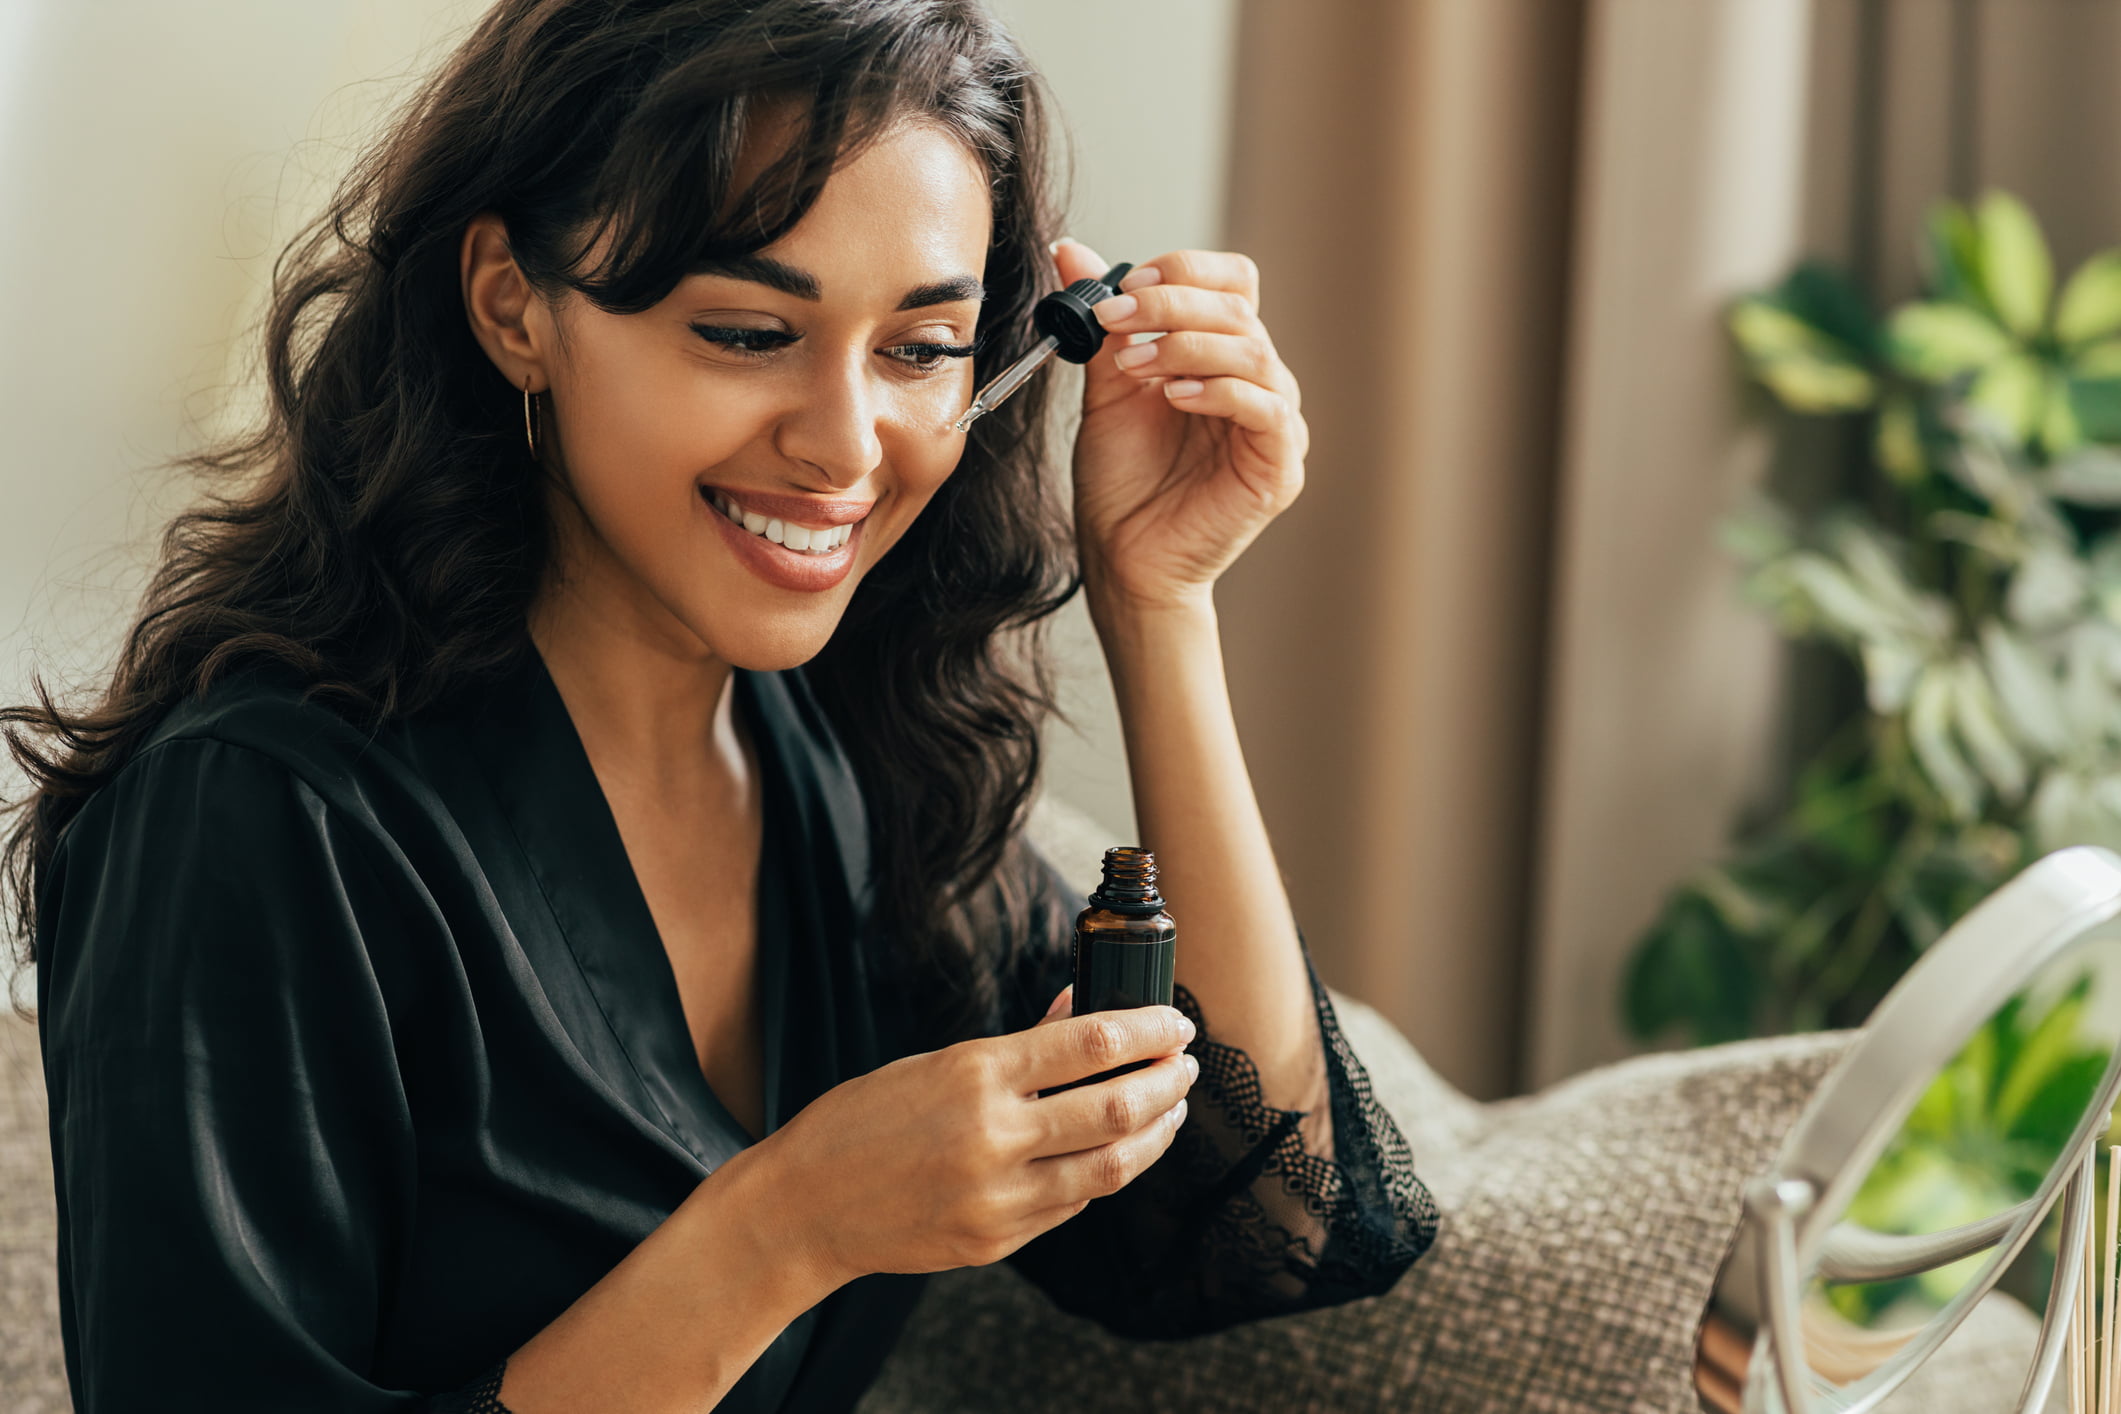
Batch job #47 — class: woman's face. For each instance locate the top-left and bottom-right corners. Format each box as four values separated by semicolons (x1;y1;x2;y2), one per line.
531;120;992;671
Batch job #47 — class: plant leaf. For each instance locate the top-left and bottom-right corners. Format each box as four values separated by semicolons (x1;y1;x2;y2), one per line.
1948;659;2029;801
1776;262;1882;359
1969;353;2048;445
1783;553;1914;644
1980;621;2070;755
2042;367;2085;454
1875;392;1927;483
2058;249;2121;347
2006;542;2089;630
1886;302;2017;380
2074;339;2121;380
2061;623;2121;745
1925;201;1990;313
1910;666;1985;821
1729;299;1879;413
1978;190;2055;339
2044;448;2121;507
1862;639;1926;714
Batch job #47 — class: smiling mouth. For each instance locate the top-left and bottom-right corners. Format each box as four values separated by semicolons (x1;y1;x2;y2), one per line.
701;488;858;555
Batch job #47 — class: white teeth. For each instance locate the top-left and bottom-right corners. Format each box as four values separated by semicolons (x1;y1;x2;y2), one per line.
708;490;855;554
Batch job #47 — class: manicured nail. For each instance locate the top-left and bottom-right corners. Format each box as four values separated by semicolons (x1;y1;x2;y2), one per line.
1048;236;1069;254
1164;379;1205;399
1094;293;1137;325
1114;342;1158;370
1119;265;1162;291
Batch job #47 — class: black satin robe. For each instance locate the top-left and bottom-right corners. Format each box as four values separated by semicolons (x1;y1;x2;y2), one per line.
35;643;1439;1412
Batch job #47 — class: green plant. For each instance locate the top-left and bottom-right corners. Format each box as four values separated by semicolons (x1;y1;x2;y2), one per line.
1624;191;2121;1047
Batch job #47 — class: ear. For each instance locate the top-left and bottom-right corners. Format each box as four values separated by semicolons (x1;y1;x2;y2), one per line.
460;212;551;393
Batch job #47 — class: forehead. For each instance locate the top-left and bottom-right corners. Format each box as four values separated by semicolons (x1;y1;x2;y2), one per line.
714;121;993;299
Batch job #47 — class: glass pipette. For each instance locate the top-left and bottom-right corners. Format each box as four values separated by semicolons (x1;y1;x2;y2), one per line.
953;261;1133;433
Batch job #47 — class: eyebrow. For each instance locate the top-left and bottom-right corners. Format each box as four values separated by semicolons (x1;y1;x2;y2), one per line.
690;255;984;310
897;276;986;310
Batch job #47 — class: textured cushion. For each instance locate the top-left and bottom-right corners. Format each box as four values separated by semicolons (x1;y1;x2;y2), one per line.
1;1008;66;1412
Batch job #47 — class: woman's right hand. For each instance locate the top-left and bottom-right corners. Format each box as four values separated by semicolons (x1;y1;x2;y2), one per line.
750;987;1199;1288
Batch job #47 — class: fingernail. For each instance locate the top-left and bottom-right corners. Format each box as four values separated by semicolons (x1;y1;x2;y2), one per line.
1171;1098;1189;1126
1113;342;1157;370
1178;1014;1197;1043
1183;1054;1200;1084
1164;379;1205;399
1048;236;1069;255
1119;266;1162;292
1094;293;1137;325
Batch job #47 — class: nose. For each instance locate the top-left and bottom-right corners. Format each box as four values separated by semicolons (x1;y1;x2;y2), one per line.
773;345;885;489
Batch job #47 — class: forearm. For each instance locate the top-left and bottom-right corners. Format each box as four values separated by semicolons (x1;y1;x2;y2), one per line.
497;1143;841;1414
1089;586;1327;1125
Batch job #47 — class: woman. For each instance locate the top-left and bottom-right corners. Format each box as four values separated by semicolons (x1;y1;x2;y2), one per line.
4;2;1438;1410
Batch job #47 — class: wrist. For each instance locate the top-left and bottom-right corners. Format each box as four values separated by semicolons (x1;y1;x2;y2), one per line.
689;1139;850;1313
1084;576;1217;641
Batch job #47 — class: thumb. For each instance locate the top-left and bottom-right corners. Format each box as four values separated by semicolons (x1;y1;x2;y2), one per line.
1050;236;1109;286
1035;983;1073;1026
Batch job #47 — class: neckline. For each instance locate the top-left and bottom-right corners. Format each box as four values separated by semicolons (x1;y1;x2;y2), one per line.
469;642;794;1164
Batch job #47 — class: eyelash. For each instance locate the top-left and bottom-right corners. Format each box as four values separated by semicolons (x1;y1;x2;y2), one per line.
689;325;979;373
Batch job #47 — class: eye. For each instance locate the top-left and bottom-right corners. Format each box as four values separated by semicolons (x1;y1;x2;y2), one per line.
691;324;800;359
882;339;979;374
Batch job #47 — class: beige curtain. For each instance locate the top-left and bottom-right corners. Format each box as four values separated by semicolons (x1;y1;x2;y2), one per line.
1219;1;1588;1100
1222;0;2121;1100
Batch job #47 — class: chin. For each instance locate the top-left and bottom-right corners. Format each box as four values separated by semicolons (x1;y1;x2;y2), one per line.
687;601;850;673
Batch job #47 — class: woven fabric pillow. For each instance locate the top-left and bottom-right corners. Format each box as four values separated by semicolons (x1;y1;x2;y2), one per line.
859;999;2049;1414
0;1010;66;1413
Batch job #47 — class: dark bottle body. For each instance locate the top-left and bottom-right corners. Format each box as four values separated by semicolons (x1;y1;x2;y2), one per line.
1045;847;1178;1095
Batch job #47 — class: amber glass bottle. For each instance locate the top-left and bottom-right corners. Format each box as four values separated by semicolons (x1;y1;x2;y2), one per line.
1050;847;1178;1093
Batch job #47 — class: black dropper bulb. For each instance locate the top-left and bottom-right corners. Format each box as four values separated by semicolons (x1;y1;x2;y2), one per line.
1033;261;1134;364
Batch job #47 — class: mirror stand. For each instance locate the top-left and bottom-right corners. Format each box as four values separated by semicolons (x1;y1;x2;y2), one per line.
1746;1144;2098;1414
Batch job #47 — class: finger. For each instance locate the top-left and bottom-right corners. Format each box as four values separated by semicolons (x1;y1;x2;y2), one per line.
1035;984;1073;1026
1110;330;1283;391
1051;236;1111;288
1120;249;1262;309
1026;1095;1188;1207
1093;283;1259;341
1008;1005;1196;1092
1029;1051;1198;1158
1160;375;1306;448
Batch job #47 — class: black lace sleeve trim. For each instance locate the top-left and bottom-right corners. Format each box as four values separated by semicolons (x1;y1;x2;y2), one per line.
427;1358;511;1412
1005;934;1442;1339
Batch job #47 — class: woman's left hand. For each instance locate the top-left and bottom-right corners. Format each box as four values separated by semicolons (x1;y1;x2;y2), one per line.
1056;239;1308;613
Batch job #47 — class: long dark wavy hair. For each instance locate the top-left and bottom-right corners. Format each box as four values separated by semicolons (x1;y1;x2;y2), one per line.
2;0;1079;1042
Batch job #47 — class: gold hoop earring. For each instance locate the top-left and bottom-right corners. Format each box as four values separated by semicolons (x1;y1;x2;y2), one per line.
522;377;542;463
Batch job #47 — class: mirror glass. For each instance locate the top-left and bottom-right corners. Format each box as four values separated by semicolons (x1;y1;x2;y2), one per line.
1697;926;2121;1412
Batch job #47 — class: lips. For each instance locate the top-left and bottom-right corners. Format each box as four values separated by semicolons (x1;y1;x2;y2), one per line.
698;484;865;594
703;487;855;554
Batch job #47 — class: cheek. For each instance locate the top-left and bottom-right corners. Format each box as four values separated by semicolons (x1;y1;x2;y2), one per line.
559;354;765;501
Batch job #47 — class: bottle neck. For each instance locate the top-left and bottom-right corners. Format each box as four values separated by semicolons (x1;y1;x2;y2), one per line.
1089;846;1167;915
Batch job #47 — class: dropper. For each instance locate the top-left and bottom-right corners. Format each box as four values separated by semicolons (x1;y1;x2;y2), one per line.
953;261;1134;432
